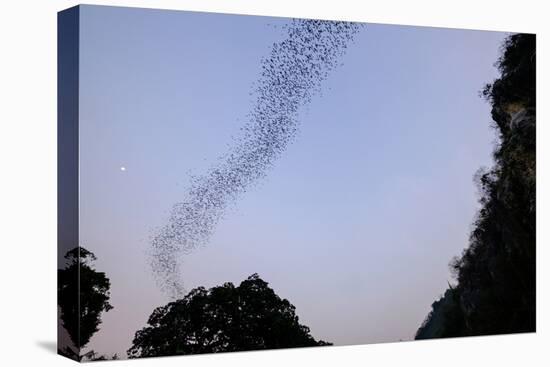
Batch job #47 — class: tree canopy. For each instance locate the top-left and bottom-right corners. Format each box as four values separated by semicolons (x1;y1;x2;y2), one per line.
128;274;330;358
58;247;113;358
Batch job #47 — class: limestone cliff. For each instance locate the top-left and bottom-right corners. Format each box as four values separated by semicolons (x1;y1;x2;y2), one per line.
416;34;536;339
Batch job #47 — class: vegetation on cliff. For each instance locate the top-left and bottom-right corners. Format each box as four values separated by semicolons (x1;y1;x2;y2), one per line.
416;33;536;339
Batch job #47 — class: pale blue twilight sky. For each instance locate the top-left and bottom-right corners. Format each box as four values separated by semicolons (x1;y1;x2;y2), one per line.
76;5;506;357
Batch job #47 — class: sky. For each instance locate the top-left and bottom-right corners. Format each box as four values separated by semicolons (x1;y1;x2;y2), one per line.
75;5;507;358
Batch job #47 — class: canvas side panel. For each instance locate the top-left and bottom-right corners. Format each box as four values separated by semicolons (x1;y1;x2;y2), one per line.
58;6;80;361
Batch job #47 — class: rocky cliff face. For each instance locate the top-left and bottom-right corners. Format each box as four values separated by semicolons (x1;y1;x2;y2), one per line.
416;34;536;339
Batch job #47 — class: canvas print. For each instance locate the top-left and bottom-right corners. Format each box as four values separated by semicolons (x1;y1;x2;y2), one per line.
58;5;536;362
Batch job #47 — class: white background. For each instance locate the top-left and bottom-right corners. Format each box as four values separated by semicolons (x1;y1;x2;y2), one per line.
0;0;547;366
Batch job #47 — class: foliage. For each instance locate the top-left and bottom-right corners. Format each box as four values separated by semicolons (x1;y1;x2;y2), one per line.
128;274;330;358
415;288;464;339
482;33;536;131
416;33;535;339
81;351;119;361
58;247;113;357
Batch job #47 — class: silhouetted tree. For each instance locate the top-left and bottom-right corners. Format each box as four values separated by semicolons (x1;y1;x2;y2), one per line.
58;247;113;359
416;33;535;339
128;274;330;358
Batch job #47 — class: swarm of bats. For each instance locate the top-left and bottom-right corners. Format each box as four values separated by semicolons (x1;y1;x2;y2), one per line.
151;19;363;298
